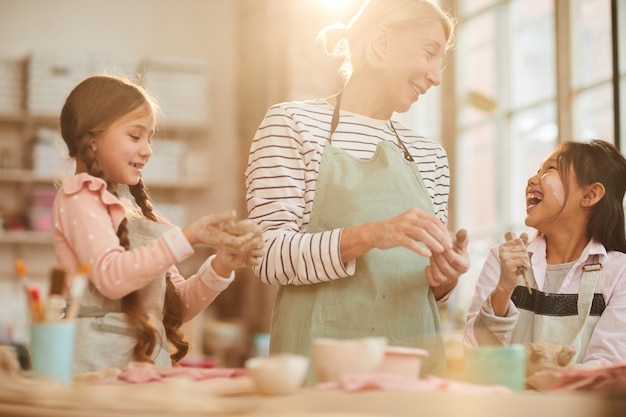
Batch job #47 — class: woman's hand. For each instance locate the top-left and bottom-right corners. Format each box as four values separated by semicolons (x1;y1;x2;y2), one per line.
426;229;470;299
374;208;453;256
341;208;453;263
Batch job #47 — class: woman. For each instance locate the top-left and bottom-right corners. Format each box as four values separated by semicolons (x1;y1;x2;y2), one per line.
464;140;626;366
245;0;468;381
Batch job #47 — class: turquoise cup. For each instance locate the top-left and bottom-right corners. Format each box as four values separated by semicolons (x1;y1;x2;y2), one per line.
464;344;527;391
29;322;76;386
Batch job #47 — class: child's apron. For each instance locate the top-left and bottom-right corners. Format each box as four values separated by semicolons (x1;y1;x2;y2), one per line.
510;257;605;363
72;215;172;374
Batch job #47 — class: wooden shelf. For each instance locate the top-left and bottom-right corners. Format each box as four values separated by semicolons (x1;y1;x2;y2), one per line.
0;113;209;135
0;169;210;190
0;230;52;245
0;169;55;184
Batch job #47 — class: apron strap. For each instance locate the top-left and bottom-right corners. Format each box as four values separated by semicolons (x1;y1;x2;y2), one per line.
577;255;603;328
328;91;414;162
329;91;342;139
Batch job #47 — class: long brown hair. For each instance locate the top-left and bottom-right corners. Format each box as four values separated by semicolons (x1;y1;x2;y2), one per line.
556;139;626;253
60;74;189;364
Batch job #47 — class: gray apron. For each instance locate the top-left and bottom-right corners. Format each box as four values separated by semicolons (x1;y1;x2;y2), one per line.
72;214;172;374
269;94;446;384
510;257;604;363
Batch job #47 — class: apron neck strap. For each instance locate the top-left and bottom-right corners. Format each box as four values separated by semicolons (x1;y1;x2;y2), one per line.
328;91;414;162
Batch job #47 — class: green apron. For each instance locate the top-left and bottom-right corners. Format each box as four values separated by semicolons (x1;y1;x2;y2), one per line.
72;214;172;373
269;94;446;384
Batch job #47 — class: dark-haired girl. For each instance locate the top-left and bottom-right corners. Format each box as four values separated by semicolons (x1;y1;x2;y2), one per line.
465;140;626;366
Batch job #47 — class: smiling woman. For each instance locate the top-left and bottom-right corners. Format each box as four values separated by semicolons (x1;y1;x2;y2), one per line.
245;0;468;385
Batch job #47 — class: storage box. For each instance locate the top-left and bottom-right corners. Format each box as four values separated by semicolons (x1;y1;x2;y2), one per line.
0;56;24;115
142;56;211;124
27;51;91;116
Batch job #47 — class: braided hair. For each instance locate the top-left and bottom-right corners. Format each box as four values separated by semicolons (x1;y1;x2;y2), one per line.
60;75;189;364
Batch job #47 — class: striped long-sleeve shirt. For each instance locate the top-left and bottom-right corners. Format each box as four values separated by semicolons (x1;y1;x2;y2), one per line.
245;99;450;286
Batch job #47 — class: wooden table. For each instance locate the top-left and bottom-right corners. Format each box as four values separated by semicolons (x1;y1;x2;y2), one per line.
253;388;624;417
1;376;624;417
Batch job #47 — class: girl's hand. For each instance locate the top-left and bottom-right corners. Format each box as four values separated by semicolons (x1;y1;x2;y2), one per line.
212;219;265;274
184;210;257;251
498;232;530;293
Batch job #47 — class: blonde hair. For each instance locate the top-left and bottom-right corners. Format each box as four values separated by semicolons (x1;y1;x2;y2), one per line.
318;0;456;81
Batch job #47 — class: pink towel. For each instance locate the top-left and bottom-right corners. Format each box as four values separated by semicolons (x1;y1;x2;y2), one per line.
117;362;248;383
317;373;512;393
549;360;626;393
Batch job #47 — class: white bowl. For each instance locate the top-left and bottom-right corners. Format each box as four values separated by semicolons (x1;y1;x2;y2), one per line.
376;346;429;379
312;337;388;383
245;353;309;395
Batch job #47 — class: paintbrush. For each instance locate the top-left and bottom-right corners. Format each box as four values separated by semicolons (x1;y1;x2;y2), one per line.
28;286;45;322
65;264;90;321
45;267;67;321
14;259;37;321
504;232;533;294
14;259;30;294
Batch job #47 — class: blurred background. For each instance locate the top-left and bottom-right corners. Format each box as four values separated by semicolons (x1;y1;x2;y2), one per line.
0;0;624;368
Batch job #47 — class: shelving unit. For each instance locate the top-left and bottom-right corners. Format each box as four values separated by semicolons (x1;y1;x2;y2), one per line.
0;53;214;283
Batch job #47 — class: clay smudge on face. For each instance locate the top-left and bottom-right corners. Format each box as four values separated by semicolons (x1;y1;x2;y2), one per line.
543;174;565;206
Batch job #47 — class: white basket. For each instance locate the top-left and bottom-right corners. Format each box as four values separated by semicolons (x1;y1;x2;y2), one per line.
0;57;24;115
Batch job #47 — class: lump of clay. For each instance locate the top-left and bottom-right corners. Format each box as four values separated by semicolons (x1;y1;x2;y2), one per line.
526;341;576;377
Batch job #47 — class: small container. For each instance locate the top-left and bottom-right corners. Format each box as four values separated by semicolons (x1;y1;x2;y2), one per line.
312;336;388;383
376;346;429;378
29;321;76;386
245;353;309;395
464;344;527;391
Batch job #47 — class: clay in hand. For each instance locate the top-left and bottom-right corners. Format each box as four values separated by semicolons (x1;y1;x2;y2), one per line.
188;210;258;252
218;219;265;269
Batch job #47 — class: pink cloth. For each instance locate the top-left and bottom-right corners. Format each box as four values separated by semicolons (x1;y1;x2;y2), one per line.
549;360;626;393
317;373;512;394
117;362;249;383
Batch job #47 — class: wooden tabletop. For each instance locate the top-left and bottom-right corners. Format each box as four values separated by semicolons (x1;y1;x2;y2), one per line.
1;375;625;417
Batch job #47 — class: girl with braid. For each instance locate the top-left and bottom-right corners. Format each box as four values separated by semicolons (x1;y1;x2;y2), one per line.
52;74;264;374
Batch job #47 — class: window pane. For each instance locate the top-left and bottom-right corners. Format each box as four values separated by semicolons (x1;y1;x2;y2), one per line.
573;83;614;142
571;0;612;87
394;87;441;141
510;103;557;225
457;11;498;127
459;0;499;16
509;0;555;108
456;123;498;230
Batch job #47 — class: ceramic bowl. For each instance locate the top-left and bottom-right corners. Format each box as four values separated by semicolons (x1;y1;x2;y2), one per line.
245;353;309;395
376;346;429;379
312;337;388;383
